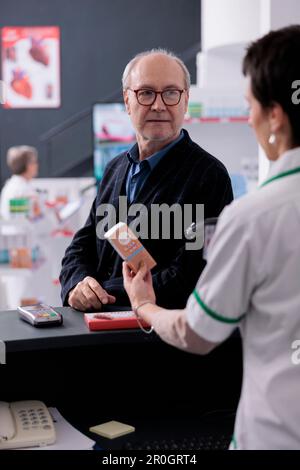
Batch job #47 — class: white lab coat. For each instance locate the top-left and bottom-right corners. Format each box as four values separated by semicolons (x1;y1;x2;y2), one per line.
0;175;36;220
185;147;300;449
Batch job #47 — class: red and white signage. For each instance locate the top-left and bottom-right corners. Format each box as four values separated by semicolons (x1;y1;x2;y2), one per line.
1;26;60;108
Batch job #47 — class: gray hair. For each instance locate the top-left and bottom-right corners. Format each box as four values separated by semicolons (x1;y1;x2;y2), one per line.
7;145;38;175
122;48;191;90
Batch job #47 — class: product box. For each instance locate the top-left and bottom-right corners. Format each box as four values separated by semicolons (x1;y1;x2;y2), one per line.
104;222;156;273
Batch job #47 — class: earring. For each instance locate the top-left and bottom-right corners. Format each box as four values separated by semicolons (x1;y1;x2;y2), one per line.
269;133;276;145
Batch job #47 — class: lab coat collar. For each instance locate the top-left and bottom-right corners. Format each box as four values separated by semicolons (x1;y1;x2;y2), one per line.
267;147;300;181
10;174;28;183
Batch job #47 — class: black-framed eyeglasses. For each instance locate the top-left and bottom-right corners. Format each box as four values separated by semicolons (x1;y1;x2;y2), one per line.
128;88;186;106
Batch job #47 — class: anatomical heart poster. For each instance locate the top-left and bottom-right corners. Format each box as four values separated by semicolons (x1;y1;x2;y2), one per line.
1;26;60;108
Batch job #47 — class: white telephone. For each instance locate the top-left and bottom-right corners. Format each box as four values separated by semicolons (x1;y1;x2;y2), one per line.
0;400;56;449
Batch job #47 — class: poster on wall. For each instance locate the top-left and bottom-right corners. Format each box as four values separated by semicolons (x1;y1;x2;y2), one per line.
1;26;60;108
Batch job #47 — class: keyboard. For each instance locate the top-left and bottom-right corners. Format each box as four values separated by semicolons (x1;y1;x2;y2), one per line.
122;432;231;450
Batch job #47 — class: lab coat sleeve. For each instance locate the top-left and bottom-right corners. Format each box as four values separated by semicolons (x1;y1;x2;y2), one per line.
150;308;217;354
186;204;263;343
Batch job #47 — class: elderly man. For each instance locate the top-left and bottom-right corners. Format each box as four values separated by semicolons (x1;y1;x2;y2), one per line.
60;48;233;311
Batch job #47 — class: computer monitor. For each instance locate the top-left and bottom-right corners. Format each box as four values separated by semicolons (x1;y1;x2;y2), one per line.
92;103;136;181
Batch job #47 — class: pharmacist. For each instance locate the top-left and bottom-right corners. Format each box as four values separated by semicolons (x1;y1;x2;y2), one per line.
123;26;300;450
0;145;39;220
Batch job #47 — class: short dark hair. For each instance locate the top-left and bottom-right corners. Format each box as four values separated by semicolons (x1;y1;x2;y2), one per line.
7;146;38;175
243;25;300;146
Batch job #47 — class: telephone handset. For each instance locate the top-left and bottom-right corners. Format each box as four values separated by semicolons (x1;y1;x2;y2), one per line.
0;400;56;449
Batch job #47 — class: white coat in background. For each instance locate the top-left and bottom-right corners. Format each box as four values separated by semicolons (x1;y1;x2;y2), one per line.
0;175;36;220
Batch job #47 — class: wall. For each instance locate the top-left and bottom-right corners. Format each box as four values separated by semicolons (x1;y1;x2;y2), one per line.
201;0;260;51
0;0;200;185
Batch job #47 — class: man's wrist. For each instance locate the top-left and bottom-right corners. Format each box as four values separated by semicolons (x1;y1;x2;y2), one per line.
67;288;75;305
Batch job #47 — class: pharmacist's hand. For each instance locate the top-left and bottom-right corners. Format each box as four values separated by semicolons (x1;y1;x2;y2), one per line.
68;276;116;311
123;262;156;307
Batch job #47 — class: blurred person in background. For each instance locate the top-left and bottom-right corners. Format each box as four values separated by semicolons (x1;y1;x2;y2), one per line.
0;145;39;220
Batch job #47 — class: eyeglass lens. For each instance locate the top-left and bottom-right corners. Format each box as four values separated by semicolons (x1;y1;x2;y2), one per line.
137;89;182;105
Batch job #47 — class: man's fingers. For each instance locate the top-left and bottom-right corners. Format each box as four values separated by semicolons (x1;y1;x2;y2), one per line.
69;279;100;311
70;277;116;310
69;292;90;312
106;294;116;304
85;276;110;304
81;284;103;310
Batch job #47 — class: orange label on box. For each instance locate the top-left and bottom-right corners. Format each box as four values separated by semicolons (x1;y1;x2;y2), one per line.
104;222;156;273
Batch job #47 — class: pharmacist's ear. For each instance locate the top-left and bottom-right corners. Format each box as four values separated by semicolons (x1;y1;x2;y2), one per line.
268;102;285;134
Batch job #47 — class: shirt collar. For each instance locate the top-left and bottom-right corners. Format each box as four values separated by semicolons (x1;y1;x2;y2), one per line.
127;143;139;165
127;130;184;169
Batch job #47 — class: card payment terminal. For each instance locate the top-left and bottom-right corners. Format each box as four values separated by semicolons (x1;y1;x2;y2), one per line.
17;303;63;327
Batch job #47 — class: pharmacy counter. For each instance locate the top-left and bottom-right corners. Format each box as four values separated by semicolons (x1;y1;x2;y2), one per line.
0;306;157;353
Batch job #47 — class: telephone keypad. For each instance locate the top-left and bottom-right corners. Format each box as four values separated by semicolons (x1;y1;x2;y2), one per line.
17;408;52;431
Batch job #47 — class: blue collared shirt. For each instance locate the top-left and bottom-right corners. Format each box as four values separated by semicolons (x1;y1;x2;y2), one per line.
126;130;184;204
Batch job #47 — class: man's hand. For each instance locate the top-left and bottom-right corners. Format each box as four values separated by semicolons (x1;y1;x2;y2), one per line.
68;276;116;311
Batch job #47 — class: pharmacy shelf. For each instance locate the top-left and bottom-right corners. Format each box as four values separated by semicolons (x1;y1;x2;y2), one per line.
0;266;32;277
184;116;248;124
0;259;45;277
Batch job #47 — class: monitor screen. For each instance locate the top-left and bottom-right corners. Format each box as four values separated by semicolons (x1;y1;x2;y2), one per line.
92;103;136;181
